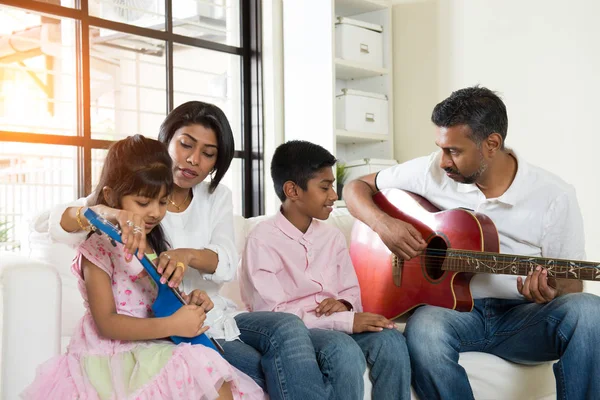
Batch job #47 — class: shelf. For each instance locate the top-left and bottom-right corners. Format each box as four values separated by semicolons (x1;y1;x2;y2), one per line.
335;0;390;17
335;58;389;80
336;129;390;144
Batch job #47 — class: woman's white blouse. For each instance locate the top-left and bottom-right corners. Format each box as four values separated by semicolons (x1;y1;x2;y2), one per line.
161;182;241;340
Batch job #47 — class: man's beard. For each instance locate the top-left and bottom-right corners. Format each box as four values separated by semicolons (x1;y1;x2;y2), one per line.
444;153;488;184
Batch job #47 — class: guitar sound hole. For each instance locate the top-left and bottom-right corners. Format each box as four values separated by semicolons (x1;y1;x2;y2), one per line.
424;236;447;280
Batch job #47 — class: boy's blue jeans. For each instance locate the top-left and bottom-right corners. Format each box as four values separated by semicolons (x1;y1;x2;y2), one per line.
309;327;411;400
405;293;600;400
218;312;330;400
218;311;411;400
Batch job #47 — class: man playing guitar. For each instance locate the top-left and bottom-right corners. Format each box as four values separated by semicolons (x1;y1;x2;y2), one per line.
343;86;600;400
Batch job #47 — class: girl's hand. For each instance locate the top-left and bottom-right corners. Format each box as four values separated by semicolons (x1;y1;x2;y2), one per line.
90;204;147;260
183;290;214;312
156;249;190;288
169;304;209;338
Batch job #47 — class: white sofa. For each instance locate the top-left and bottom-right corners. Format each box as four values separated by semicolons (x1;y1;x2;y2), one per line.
3;208;586;400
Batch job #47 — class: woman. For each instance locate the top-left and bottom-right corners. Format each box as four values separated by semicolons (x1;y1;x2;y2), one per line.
47;102;331;400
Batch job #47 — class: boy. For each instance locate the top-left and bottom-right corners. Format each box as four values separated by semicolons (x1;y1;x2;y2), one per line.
240;140;411;400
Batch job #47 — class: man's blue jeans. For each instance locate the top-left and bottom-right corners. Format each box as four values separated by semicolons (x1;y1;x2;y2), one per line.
217;312;330;400
405;293;600;400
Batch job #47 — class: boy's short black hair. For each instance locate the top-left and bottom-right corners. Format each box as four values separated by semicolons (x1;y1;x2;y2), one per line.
271;140;337;202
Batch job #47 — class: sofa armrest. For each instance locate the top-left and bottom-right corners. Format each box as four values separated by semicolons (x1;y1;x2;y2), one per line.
0;253;62;400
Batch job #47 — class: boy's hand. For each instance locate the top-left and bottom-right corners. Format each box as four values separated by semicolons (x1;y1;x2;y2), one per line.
183;289;214;312
315;298;349;317
352;312;395;333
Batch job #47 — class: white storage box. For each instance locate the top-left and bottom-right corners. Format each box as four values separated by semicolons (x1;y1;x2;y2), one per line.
335;17;383;67
336;89;388;134
345;158;398;183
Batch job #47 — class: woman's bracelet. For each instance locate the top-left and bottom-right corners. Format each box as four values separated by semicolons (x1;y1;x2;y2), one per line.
76;206;91;232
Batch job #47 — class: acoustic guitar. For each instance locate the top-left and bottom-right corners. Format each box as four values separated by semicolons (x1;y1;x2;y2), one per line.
84;208;224;354
349;188;600;319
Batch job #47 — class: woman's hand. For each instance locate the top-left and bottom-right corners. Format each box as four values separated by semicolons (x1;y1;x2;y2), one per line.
169;305;209;338
156;249;191;288
183;290;214;312
89;204;147;260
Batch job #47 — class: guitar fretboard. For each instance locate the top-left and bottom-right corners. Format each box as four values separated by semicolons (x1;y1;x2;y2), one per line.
441;249;600;281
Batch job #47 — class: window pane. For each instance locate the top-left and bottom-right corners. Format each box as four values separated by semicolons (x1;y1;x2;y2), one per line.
90;27;166;140
89;0;165;31
0;7;77;136
0;142;77;252
218;157;242;216
173;0;240;47
173;45;242;150
34;0;76;7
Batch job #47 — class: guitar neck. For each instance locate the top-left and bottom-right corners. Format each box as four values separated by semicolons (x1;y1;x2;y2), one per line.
442;249;600;281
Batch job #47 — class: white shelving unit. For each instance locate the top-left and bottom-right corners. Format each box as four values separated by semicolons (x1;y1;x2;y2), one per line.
334;0;394;163
335;0;389;17
335;58;389;80
283;0;395;181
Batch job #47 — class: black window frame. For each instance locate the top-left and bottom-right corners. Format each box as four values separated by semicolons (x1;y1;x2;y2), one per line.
0;0;263;217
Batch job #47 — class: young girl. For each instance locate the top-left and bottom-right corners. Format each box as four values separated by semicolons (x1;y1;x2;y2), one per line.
23;135;263;400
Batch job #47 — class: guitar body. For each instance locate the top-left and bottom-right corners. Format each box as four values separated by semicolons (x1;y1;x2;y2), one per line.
350;189;500;319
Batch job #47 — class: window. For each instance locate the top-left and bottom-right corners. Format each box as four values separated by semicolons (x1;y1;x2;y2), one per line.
0;0;263;252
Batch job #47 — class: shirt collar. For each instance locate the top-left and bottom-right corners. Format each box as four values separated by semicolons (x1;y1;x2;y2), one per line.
275;208;315;244
451;150;525;206
494;150;527;206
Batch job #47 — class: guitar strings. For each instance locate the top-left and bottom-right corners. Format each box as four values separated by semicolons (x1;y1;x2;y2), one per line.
374;249;600;273
398;248;599;267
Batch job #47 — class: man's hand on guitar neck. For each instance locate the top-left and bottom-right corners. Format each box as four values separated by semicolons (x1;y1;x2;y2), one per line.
517;265;560;304
373;215;427;260
517;266;583;303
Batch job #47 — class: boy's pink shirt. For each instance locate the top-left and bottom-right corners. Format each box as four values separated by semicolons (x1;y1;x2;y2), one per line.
240;210;362;334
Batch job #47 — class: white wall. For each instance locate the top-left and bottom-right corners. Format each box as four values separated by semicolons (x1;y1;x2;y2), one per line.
262;0;285;214
282;0;335;153
392;0;600;259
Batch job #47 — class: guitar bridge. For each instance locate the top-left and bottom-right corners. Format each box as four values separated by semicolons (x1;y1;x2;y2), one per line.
392;254;403;287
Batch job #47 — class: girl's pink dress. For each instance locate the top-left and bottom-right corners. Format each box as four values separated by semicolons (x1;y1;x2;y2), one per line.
22;233;264;400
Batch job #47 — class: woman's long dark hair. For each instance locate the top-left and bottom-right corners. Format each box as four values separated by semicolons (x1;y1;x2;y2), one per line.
158;101;235;193
91;134;173;254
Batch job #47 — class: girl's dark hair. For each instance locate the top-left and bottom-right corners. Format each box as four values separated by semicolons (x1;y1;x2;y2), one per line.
91;134;173;254
158;101;235;193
